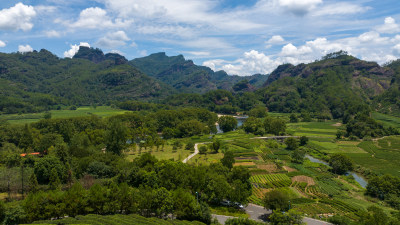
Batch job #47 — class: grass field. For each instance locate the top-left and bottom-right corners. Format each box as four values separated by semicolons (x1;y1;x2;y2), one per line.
0;106;129;124
125;144;192;162
372;112;400;128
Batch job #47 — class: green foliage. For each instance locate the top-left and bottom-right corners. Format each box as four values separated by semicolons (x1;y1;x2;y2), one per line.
28;173;39;193
199;146;208;154
299;136;308;146
264;116;286;135
105;119;128;155
185;142;195;151
48;168;61;190
290;113;298;123
34;156;66;184
218;116;237;133
263;189;291;211
329;154;354;175
221;151;235;169
268;210;304;225
291;149;305;164
211;139;221;153
285;137;299;150
248;106;268;118
225;217;265;225
0;200;5;223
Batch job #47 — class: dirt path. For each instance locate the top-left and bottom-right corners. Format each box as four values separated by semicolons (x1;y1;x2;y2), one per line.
182;142;210;163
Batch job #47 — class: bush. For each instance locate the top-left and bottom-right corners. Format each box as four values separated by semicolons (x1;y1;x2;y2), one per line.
199;146;208;154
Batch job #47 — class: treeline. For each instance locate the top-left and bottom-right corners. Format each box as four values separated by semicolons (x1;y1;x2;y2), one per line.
17;153;251;224
0;107;217;155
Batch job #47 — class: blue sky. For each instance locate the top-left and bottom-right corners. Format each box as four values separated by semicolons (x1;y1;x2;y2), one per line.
0;0;399;75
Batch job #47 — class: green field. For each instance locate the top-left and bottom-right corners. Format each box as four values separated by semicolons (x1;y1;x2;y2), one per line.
372;112;400;128
0;106;129;124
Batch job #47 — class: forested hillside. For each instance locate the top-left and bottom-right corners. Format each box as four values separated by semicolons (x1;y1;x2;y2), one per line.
258;51;399;118
130;52;268;93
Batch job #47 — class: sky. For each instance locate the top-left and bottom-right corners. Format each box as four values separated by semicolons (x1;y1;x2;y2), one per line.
0;0;399;76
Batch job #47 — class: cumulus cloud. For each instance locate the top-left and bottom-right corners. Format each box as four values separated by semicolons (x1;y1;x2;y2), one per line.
0;40;6;47
0;3;36;31
204;50;280;76
97;31;130;48
67;7;133;29
312;2;369;16
267;35;285;44
278;0;322;16
63;42;90;58
18;45;33;53
376;17;400;34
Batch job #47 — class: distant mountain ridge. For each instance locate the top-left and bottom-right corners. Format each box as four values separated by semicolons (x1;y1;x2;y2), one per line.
130;52;269;93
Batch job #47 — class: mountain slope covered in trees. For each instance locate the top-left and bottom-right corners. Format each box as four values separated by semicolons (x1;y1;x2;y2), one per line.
130;52;269;93
258;51;399;118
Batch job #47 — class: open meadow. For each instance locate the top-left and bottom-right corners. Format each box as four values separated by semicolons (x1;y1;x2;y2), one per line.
0;106;129;124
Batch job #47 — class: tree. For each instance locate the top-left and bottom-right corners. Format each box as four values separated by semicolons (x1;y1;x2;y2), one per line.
49;168;61;190
263;189;290;211
105;119;128;155
269;209;304;225
329;154;353;175
242;117;263;134
360;206;389;225
185;142;195;151
285;137;299;150
218;116;237;133
199;146;208;154
28;173;39;193
289;113;298;123
211;139;221;153
221;151;235;169
248;106;267;118
299;136;308;146
291;149;305;164
34;156;65;184
0;200;5;224
43;112;52;119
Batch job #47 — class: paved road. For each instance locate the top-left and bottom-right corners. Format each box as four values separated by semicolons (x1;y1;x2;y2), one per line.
244;204;332;225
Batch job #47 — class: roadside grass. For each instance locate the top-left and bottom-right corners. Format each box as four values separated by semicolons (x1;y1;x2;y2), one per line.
210;206;249;218
0;106;129;125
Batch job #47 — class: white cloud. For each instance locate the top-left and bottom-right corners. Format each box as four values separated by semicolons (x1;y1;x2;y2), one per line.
18;45;33;53
278;0;322;16
67;7;133;29
64;42;90;58
313;2;369;16
0;3;36;31
0;40;6;47
204;50;280;76
394;44;400;56
267;35;285;44
376;17;400;34
97;31;130;48
109;50;125;56
45;30;61;38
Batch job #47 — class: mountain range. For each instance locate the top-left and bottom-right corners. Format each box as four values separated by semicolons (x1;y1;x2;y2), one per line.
0;47;399;116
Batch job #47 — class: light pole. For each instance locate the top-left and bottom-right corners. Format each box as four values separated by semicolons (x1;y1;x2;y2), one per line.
288;200;291;210
196;192;199;204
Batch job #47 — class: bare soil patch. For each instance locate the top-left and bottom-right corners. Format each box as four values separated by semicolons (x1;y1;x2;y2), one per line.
257;164;279;172
332;122;342;127
283;166;297;172
291;175;315;186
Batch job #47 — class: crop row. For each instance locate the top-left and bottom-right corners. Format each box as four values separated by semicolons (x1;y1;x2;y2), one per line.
250;174;291;188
